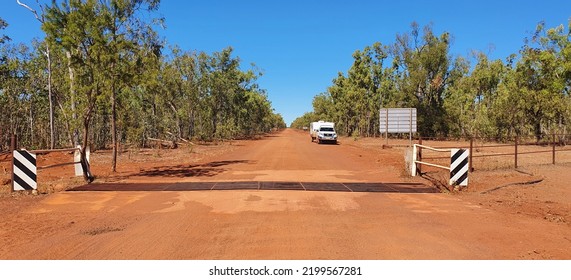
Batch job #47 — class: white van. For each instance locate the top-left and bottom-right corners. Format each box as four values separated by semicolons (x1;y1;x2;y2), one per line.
310;121;337;144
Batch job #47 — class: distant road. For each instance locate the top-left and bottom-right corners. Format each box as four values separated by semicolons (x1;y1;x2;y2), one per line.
190;128;409;183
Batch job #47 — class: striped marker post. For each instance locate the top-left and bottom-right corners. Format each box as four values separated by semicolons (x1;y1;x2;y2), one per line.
450;149;469;186
73;146;90;177
12;150;37;191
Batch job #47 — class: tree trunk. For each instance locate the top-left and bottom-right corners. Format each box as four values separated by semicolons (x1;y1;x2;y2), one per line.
212;113;217;140
81;106;94;183
66;50;79;146
56;97;74;149
111;81;117;172
189;109;195;139
168;101;181;139
46;43;55;149
29;101;34;146
366;113;371;137
535;121;542;143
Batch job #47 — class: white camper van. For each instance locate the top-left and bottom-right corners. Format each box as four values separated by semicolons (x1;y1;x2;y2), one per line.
310;121;337;144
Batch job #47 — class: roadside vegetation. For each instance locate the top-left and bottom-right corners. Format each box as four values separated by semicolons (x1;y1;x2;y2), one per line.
291;21;571;141
0;0;286;170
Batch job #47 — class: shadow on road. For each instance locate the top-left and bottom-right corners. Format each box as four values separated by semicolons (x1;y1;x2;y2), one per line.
136;160;253;178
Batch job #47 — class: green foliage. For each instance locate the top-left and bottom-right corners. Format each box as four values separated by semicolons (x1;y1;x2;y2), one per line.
1;1;283;153
0;17;9;45
290;112;316;130
3;9;571;154
324;42;391;136
139;46;283;142
296;21;571;140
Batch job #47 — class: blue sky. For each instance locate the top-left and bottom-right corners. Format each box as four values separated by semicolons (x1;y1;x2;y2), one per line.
2;0;570;125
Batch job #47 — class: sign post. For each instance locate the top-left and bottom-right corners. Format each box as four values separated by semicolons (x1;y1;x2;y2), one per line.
379;108;417;147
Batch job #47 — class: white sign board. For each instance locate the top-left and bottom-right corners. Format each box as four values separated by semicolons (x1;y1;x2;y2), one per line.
379;108;417;133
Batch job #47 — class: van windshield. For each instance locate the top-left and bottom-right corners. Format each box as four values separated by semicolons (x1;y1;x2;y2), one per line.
320;127;334;132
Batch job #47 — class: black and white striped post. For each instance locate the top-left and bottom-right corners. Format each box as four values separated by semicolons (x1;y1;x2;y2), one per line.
450;149;469;187
74;146;90;177
412;144;470;188
12;150;37;191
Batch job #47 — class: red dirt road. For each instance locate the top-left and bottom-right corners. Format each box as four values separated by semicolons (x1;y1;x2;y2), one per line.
114;127;408;183
1;129;570;259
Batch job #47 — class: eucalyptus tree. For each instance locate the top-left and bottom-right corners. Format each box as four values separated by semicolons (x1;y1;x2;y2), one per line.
290;112;317;130
531;21;571;136
99;0;161;171
0;43;35;147
443;56;474;137
323;42;391;137
311;92;334;123
234;67;274;137
207;47;242;139
43;0;113;181
123;36;163;146
509;21;569;140
168;48;198;139
327;73;350;134
346;49;373;136
42;0;161;173
392;22;454;137
17;0;57;149
0;17;10;147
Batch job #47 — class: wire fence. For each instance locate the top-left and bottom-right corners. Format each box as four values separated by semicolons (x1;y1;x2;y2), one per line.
418;134;571;172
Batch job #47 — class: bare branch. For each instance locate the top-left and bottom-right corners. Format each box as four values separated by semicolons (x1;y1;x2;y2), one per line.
16;0;44;23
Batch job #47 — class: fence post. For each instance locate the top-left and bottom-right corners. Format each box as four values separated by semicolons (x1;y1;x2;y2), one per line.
411;144;417;176
515;136;518;169
469;137;474;172
552;133;556;165
418;137;422;174
10;134;17;193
